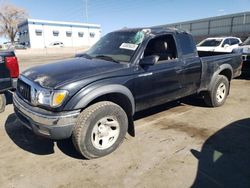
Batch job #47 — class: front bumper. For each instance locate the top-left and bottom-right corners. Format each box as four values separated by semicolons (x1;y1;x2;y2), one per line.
13;93;80;139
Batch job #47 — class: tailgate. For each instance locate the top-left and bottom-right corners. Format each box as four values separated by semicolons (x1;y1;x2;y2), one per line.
0;51;14;92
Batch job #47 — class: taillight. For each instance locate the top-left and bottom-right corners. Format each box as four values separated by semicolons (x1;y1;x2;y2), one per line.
5;56;19;78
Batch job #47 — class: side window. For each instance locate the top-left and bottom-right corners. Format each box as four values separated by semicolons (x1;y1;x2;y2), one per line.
90;32;95;38
230;38;239;45
222;39;230;47
35;29;42;36
177;33;196;55
66;31;72;37
78;32;84;37
53;30;59;37
144;34;178;62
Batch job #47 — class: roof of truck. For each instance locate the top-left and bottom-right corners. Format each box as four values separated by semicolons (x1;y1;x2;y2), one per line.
114;27;189;35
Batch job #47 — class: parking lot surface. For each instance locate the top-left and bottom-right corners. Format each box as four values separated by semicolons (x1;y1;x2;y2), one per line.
0;53;250;188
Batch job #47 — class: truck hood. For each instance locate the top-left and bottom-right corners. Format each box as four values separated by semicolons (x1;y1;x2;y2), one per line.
22;57;127;88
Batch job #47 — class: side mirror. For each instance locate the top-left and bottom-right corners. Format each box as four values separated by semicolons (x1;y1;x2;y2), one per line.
223;44;230;48
139;55;159;66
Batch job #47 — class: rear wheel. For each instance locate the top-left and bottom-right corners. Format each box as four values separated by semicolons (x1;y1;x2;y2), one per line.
0;94;6;113
204;75;229;107
72;101;128;159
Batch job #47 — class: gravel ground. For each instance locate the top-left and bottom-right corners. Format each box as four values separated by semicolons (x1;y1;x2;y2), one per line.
0;53;250;188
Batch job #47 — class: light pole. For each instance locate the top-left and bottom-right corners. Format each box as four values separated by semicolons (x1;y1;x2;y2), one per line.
85;0;88;23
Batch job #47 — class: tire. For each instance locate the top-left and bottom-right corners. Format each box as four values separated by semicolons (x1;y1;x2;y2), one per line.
0;94;6;113
204;75;229;107
72;101;128;159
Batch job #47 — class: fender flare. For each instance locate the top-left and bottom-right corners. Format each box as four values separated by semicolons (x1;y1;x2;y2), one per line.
208;64;233;91
65;84;135;114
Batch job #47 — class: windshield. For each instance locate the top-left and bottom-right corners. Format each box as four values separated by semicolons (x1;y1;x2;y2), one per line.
86;30;145;62
242;37;250;46
198;39;222;47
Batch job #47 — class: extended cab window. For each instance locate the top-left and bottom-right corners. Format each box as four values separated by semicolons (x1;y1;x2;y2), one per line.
144;34;178;62
177;33;196;55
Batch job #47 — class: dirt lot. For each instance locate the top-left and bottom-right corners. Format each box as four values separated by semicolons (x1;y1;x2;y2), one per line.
0;53;250;188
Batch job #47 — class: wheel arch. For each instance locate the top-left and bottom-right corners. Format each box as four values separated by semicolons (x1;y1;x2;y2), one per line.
65;84;136;136
208;64;233;91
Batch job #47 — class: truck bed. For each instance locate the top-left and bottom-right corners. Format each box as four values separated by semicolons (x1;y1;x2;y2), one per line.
198;51;231;57
198;52;242;91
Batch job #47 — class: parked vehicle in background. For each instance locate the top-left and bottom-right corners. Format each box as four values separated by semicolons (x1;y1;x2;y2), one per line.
13;27;242;159
233;37;250;74
0;51;19;112
2;42;15;50
14;44;27;50
197;37;242;53
49;42;64;48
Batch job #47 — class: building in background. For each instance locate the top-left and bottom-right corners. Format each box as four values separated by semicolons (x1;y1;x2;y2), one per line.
155;11;250;42
18;19;101;48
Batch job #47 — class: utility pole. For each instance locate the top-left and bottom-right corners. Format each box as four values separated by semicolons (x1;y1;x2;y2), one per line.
85;0;88;23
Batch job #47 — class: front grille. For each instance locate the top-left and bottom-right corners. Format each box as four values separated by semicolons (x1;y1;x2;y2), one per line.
17;79;31;102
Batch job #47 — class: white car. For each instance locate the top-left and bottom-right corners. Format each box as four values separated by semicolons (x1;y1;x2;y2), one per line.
197;37;242;53
49;42;64;48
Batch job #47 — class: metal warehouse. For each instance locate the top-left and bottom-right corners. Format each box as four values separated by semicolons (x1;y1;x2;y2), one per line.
156;11;250;42
18;19;101;49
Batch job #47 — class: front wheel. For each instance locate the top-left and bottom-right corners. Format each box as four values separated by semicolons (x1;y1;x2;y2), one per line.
72;101;128;159
204;75;229;107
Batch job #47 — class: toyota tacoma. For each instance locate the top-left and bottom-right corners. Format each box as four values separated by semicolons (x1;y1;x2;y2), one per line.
13;28;242;159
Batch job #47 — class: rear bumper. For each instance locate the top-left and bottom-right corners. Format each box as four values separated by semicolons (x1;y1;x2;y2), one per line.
0;78;16;93
13;93;80;139
12;78;17;89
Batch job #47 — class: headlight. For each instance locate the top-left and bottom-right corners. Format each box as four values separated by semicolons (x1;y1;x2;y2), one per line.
32;89;68;108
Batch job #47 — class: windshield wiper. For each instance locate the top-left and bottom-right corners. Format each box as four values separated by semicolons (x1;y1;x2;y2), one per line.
94;55;120;63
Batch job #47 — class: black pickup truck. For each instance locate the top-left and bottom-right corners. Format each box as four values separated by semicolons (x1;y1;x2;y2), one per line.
0;51;19;112
13;28;242;159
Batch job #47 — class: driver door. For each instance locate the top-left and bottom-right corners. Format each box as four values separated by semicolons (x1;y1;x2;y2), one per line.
133;34;184;111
